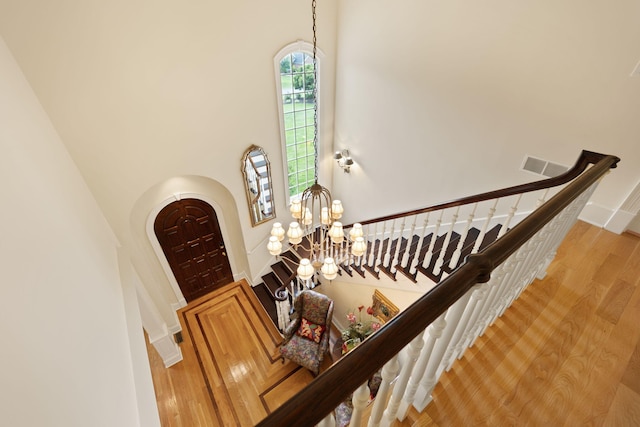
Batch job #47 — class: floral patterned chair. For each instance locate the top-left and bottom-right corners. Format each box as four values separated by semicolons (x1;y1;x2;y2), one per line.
279;290;334;375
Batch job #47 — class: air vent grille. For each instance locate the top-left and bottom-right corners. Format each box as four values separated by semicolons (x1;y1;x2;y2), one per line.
522;155;568;178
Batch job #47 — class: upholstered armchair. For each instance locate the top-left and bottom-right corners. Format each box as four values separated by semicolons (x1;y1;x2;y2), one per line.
279;290;334;375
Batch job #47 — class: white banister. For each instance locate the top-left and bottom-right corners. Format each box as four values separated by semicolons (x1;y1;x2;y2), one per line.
349;381;370;427
433;207;460;276
355;181;602;427
276;298;290;331
409;213;430;276
477;252;517;338
401;214;419;269
380;331;425;427
412;288;473;411
390;217;406;274
421;210;443;271
498;194;522;238
449;203;477;269
441;283;481;371
472;199;498;253
316;413;335;427
492;243;529;323
382;219;396;270
376;221;386;273
367;222;377;269
397;313;446;421
368;355;400;427
450;280;491;364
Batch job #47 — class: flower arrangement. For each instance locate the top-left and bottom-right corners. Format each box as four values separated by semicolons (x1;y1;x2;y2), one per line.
341;305;381;343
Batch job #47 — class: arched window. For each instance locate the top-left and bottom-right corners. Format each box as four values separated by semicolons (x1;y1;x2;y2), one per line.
274;41;322;203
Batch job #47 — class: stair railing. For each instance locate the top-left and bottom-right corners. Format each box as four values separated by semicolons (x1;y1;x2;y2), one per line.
334;151;616;285
257;150;619;427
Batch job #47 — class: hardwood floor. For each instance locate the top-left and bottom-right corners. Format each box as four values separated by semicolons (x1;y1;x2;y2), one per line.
146;221;640;426
146;278;334;426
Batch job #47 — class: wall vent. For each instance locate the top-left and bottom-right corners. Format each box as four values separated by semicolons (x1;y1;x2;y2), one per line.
521;155;568;178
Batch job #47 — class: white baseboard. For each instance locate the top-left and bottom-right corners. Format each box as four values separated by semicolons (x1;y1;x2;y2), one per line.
605;209;636;235
163;350;183;368
234;271;251;286
579;202;613;229
149;332;183;368
580;202;638;235
168;302;183;335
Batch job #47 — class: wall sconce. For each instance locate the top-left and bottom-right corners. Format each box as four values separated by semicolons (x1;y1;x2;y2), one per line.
334;149;354;173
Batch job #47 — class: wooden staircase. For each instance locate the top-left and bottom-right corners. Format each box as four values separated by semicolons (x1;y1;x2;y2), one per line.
252;223;503;327
255;150;621;427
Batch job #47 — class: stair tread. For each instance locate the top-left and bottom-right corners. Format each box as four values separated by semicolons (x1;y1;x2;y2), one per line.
261;272;282;295
253;221;506;330
272;261;294;286
251;283;278;326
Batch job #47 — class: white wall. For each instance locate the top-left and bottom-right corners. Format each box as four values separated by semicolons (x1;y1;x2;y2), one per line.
0;0;340;327
320;280;423;332
333;0;640;227
0;38;154;427
628;214;640;235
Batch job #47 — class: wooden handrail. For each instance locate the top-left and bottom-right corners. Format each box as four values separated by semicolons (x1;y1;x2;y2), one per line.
343;150;617;229
257;151;619;427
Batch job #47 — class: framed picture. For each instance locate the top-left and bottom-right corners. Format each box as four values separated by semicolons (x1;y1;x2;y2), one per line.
371;289;399;324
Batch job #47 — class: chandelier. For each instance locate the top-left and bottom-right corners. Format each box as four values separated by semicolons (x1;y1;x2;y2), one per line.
267;0;367;283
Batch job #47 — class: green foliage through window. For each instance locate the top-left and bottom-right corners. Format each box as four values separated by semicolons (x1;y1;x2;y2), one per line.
279;51;317;199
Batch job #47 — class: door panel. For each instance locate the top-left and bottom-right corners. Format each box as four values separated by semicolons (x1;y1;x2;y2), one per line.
154;198;233;302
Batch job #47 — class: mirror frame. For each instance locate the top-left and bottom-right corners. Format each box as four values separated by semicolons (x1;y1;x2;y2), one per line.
241;145;276;226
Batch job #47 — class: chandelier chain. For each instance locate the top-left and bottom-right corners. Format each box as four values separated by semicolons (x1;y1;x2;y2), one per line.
267;0;366;284
312;0;319;184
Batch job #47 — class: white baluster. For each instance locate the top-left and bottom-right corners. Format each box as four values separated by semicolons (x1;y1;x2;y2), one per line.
401;214;419;269
276;299;291;331
480;255;517;336
383;219;396;269
449;203;477;269
441;283;482;371
341;236;351;270
376;221;386;273
536;188;550;208
316;413;335;427
350;381;371;427
367;355;400;427
390;217;406;273
397;314;446;420
359;224;372;270
536;185;595;279
451;280;490;362
367;223;378;269
472;199;498;253
469;262;509;345
493;244;529;321
433;207;459;276
380;331;425;427
421;210;443;270
512;224;554;303
433;206;460;276
409;213;430;276
413;289;473;411
498;194;522;238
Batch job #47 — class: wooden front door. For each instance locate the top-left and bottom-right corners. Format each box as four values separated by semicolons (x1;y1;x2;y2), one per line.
154;198;233;302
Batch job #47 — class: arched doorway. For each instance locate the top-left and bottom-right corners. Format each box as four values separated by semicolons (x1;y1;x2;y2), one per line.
154;198;233;302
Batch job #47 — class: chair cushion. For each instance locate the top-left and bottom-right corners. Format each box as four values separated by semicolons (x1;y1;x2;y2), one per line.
279;334;321;373
335;400;353;427
296;317;326;343
300;291;332;325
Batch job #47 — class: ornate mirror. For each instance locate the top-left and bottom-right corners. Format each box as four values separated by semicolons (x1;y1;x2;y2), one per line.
242;145;275;226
